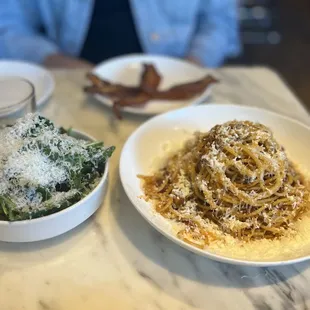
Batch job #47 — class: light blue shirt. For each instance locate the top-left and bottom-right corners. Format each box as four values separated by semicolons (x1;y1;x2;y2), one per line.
0;0;241;67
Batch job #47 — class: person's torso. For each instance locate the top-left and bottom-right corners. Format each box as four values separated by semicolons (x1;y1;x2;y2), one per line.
36;0;200;59
80;0;143;63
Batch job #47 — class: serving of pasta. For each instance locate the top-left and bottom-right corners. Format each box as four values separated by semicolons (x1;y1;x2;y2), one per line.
139;121;310;250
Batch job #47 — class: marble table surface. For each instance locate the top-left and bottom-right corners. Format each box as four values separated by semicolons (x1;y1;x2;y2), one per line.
1;67;310;310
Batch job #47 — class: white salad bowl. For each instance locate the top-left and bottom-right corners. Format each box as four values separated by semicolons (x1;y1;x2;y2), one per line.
0;130;109;242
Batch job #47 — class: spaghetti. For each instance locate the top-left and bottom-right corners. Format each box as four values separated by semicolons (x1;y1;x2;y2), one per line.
139;121;310;249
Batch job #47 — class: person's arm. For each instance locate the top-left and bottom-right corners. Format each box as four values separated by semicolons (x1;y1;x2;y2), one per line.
44;54;93;69
187;0;241;67
0;0;60;63
0;0;93;68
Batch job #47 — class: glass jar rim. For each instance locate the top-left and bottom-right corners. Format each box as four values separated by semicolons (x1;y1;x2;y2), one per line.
0;77;35;115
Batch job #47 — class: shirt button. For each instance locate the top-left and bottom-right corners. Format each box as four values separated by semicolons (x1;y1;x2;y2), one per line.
150;33;160;42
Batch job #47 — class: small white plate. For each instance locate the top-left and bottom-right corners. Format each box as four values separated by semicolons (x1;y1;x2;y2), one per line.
0;60;55;108
91;54;215;115
120;104;310;266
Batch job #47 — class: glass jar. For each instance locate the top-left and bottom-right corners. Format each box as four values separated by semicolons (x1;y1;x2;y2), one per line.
0;78;36;127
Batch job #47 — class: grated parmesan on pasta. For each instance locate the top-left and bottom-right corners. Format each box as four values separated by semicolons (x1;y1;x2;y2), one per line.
139;120;310;259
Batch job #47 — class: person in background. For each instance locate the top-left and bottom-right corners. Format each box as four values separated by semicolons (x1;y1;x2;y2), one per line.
0;0;241;69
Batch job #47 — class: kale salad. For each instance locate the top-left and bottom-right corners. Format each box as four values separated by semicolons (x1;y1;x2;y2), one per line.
0;114;115;221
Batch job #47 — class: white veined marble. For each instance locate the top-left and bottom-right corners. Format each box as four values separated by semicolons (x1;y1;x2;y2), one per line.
0;67;309;310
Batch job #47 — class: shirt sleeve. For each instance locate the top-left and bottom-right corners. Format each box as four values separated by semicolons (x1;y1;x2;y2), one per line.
188;0;241;67
0;0;59;64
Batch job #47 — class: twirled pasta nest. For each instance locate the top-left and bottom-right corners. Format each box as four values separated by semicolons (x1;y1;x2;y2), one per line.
139;121;310;248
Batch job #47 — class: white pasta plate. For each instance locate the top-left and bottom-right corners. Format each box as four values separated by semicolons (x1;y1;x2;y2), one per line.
91;54;215;115
120;104;310;266
0;130;109;243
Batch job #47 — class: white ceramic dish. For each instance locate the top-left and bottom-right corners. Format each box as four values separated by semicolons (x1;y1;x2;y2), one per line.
91;54;215;115
0;60;55;108
120;104;310;266
0;130;109;242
